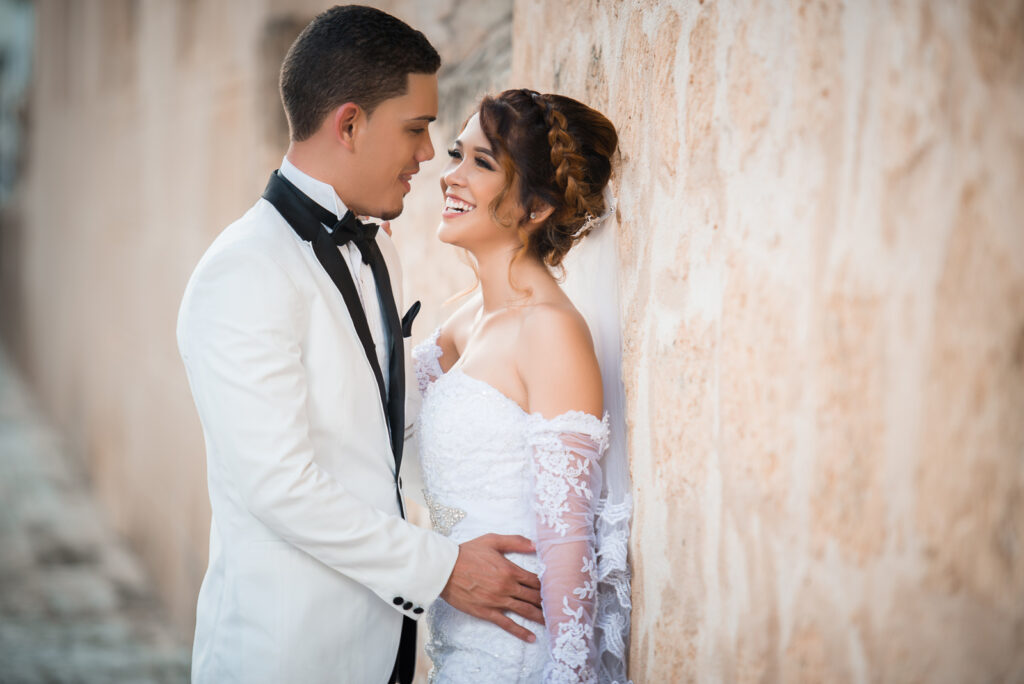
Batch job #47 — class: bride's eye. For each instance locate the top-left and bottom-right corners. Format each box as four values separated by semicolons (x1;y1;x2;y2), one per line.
475;157;493;171
447;148;462;160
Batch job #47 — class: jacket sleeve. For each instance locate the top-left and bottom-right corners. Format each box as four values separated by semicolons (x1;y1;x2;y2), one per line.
177;243;458;617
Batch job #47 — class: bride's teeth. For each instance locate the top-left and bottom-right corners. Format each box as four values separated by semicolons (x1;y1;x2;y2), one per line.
446;198;474;214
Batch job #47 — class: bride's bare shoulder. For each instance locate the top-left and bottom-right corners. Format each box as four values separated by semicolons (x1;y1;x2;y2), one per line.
517;302;603;418
436;290;483;368
518;303;595;366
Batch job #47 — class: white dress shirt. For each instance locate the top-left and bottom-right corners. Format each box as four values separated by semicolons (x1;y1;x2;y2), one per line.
279;157;390;392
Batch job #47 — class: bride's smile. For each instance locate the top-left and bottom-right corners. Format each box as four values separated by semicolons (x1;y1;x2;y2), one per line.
441;193;476;217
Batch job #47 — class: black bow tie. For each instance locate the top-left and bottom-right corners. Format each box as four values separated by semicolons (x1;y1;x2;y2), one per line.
330;212;379;264
262;169;381;264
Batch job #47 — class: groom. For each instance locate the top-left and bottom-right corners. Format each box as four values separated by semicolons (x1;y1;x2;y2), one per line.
177;6;542;684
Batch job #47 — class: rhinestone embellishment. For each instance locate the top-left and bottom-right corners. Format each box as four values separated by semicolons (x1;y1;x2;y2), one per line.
423;489;466;536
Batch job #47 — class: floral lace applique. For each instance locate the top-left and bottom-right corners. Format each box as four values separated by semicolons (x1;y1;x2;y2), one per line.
412;328;444;396
529;412;609;684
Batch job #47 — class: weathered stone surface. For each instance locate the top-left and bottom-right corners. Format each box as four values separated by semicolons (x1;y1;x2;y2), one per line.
506;0;1023;681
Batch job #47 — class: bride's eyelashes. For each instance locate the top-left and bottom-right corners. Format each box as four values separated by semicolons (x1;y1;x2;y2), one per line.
446;147;495;171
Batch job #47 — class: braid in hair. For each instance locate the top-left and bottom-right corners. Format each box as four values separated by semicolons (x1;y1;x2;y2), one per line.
534;92;590;220
529;92;599;266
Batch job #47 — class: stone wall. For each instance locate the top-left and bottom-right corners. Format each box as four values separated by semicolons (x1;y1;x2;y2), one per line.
502;0;1024;680
3;0;1023;681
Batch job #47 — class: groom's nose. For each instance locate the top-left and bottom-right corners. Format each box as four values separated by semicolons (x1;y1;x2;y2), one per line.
415;135;435;164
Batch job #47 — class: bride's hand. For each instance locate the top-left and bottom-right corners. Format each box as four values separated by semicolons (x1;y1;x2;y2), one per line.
381;220;391;236
440;533;544;643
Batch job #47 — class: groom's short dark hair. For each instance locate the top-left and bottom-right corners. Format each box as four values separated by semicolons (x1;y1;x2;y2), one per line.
280;5;441;142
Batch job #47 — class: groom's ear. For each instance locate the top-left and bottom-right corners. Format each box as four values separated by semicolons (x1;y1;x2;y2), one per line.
331;103;362;151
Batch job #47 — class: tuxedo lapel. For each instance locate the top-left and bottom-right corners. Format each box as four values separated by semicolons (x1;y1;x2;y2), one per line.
364;239;406;478
261;172;394;458
312;229;390;417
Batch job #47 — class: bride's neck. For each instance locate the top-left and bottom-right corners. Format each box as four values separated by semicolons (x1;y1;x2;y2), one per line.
473;245;549;313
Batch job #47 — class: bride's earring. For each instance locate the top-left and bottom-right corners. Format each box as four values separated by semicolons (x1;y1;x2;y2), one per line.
529;212;536;220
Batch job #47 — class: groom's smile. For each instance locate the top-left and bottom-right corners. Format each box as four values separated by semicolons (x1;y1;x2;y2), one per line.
399;169;416;194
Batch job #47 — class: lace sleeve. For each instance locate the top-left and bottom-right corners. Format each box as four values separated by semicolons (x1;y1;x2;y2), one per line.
411;328;444;396
529;412;610;684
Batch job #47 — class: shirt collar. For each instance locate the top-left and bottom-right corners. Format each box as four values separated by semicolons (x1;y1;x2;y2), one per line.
279;156;349;221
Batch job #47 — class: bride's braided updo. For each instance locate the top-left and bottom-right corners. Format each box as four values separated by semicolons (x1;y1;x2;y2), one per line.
477;89;618;269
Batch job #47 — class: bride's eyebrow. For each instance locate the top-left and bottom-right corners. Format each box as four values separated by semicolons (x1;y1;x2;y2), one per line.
451;139;496;160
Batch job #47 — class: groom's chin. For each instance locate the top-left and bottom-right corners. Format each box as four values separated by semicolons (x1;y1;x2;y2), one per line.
374;198;405;222
349;196;404;222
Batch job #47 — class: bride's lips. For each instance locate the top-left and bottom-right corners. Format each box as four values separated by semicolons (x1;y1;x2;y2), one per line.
442;193;476;219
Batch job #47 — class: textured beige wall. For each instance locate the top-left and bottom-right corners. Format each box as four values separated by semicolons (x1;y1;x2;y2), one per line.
505;0;1024;681
6;0;509;638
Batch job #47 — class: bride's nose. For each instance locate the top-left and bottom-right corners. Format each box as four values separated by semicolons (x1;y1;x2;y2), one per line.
442;163;465;190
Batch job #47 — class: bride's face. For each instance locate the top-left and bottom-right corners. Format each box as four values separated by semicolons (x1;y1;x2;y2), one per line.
438;113;521;251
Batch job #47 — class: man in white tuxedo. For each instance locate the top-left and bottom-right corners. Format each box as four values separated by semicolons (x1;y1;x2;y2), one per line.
177;6;543;683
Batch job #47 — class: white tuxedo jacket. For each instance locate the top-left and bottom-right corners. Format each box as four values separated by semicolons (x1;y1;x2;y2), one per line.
177;197;459;684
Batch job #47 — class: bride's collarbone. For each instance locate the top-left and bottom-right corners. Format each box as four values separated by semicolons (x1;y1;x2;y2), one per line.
451;305;522;360
447;332;527;409
442;298;574;409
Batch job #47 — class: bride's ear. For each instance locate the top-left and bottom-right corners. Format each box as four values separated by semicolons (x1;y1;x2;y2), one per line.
331;103;362;151
524;202;554;229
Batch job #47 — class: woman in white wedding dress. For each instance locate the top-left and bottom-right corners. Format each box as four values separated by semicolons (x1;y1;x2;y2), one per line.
412;89;632;684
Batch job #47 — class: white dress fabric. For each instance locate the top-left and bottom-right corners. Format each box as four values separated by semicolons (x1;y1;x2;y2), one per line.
413;329;630;684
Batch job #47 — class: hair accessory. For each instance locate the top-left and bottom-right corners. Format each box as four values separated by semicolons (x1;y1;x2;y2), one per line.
573;185;617;238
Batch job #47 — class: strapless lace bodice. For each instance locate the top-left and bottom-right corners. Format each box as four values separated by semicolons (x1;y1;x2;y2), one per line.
413;330;625;684
418;367;537;539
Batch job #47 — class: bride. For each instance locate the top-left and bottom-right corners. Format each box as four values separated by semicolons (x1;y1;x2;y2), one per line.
412;89;632;683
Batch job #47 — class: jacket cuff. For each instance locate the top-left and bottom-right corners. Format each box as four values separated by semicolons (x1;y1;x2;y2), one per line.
385;533;458;620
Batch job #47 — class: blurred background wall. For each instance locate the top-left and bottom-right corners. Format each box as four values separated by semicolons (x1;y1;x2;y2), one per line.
1;0;1022;682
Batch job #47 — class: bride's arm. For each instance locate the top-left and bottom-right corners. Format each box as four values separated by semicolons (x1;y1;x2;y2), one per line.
520;306;605;684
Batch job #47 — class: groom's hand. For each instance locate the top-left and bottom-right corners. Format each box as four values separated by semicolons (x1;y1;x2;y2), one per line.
440;533;544;643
